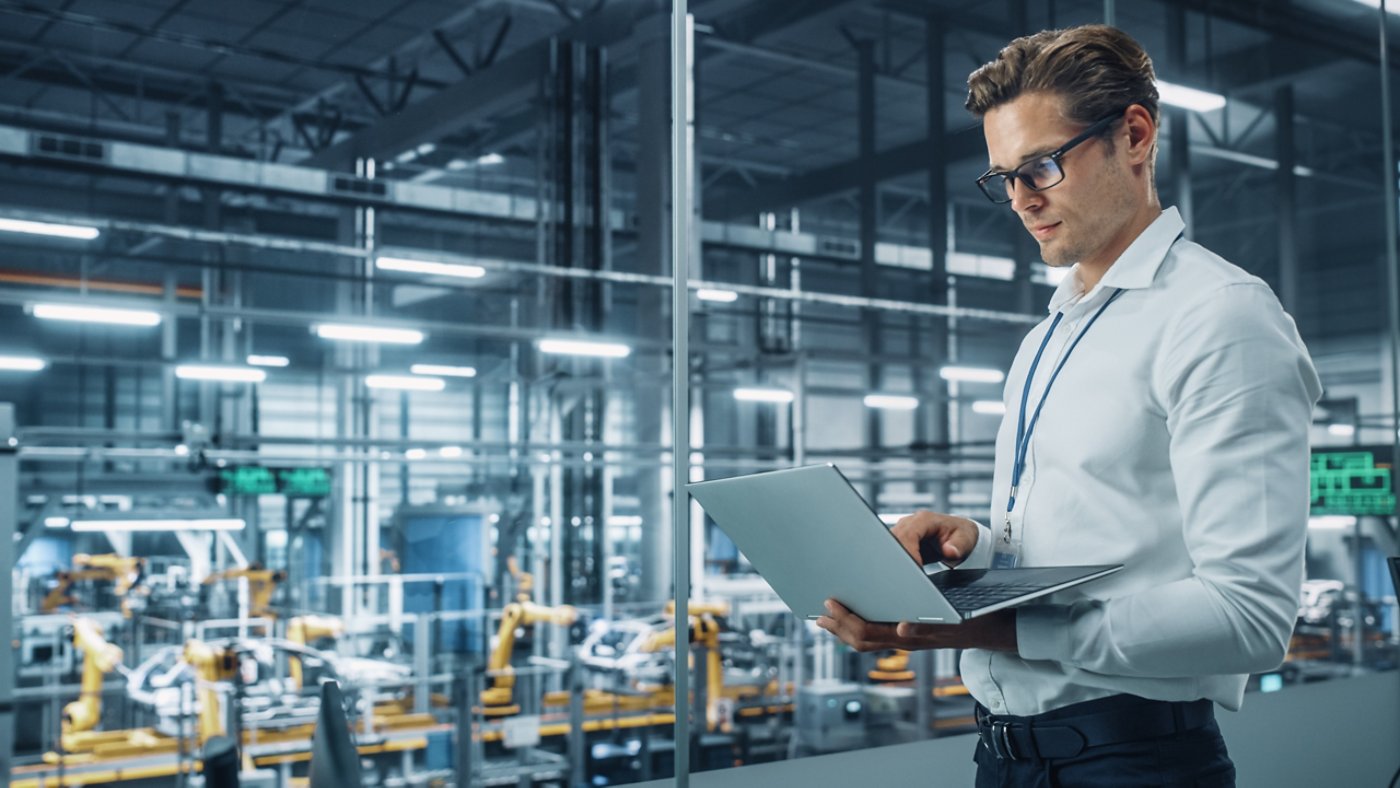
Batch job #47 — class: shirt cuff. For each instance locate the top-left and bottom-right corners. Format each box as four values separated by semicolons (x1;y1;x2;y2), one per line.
964;520;994;569
1015;604;1073;662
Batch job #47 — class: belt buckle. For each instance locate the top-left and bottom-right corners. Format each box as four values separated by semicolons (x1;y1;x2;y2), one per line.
986;720;1020;762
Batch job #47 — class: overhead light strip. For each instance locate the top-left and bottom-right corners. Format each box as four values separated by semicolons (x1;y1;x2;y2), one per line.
0;217;100;240
315;324;425;345
1156;80;1226;113
733;387;794;404
175;364;267;383
365;374;445;391
32;303;162;327
71;518;246;532
0;355;46;371
376;256;487;279
410;363;477;378
537;338;632;358
939;366;1006;384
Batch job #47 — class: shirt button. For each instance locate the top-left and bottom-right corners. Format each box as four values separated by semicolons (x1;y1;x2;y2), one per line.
991;700;1003;711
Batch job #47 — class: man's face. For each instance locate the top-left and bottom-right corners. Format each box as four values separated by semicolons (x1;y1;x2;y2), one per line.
982;92;1135;268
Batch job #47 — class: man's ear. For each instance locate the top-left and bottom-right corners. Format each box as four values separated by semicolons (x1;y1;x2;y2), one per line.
1123;104;1156;166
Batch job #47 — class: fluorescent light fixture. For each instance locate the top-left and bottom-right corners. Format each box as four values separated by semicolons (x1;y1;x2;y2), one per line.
1327;423;1356;437
364;374;445;391
0;217;100;240
607;515;644;527
1156;80;1226;113
175;364;267;383
1353;0;1399;15
411;363;477;378
404;448;428;460
696;288;739;303
939;366;1006;384
416;142;436;156
438;445;463;458
537;338;632;358
375;256;487;279
864;394;920;410
247;354;289;367
33;303;161;327
733;387;794;404
972;400;1008;416
477;152;505;165
0;355;46;371
71;518;246;532
1308;515;1358;531
315;323;424;345
44;516;70;528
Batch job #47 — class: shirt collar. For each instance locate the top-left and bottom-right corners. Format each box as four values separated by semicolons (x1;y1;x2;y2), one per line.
1046;206;1185;314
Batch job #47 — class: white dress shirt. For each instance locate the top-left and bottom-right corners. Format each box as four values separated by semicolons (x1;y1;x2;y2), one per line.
958;206;1322;717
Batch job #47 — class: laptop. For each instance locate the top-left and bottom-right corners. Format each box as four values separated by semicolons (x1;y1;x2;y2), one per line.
687;464;1123;624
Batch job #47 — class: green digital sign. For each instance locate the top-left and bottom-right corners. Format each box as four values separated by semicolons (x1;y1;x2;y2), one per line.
219;466;332;498
1310;447;1395;516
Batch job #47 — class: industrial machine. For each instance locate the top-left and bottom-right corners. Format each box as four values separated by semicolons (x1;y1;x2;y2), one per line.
41;554;146;617
202;564;288;620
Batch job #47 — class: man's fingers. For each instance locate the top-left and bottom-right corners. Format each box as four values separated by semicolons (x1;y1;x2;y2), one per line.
892;512;978;565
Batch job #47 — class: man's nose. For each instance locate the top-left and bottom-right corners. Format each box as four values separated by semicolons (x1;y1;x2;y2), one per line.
1009;177;1044;215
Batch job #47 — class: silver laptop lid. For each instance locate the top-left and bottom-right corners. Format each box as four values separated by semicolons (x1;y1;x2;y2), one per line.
687;464;960;623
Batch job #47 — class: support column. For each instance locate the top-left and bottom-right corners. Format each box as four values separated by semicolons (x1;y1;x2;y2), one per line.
920;16;951;741
1167;5;1194;237
635;23;673;603
1275;85;1299;314
0;405;15;783
856;38;882;507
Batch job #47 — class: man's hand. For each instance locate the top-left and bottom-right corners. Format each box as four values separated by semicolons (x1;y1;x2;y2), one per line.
815;599;1018;653
891;510;980;567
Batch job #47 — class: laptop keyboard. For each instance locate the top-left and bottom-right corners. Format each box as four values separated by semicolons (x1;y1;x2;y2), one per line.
928;571;1051;611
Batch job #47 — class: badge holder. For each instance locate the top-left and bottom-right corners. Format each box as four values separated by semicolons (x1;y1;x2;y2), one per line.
992;536;1022;569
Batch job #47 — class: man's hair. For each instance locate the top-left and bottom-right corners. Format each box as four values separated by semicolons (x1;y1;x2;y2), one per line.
965;24;1159;131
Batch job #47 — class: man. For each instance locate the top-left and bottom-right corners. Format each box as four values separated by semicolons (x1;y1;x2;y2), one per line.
815;24;1321;787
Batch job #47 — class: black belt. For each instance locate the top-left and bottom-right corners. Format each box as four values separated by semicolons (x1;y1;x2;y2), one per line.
975;695;1215;762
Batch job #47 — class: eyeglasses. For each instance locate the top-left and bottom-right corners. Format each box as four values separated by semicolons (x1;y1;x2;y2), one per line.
975;113;1121;204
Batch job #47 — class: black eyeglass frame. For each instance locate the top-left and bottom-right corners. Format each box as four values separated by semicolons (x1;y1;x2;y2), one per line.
975;112;1122;204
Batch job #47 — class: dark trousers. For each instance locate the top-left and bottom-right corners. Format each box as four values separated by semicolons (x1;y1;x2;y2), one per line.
973;695;1237;788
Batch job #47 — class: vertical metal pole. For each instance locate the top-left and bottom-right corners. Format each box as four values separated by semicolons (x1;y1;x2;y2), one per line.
1380;1;1400;543
922;16;949;739
1167;4;1194;238
1275;85;1298;313
1103;0;1115;26
857;40;881;504
671;3;692;784
0;405;14;785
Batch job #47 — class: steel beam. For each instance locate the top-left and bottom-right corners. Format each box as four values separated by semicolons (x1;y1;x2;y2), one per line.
1275;84;1298;314
0;404;14;784
1167;3;1194;236
715;127;984;219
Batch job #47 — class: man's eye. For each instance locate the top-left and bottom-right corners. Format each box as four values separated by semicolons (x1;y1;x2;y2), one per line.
1024;158;1057;185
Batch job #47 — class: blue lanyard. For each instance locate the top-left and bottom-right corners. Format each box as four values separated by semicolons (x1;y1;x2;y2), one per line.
1006;287;1126;518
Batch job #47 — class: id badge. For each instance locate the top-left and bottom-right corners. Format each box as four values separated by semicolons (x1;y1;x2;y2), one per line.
991;538;1022;569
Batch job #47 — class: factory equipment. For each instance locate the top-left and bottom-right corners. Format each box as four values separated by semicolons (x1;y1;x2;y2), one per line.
796;682;866;753
41;554;146;617
203;564;287;620
481;601;578;715
61;617;124;750
286;614;345;690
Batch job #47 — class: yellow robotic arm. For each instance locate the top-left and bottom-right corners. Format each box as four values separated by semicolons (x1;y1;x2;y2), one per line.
643;613;725;731
182;640;239;742
42;554;146;616
286;614;344;690
203;565;286;619
480;602;577;710
62;617;124;741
